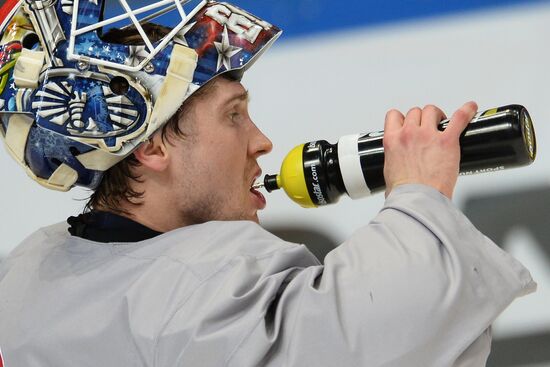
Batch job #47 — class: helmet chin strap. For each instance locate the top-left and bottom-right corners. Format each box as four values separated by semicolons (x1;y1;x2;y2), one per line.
145;44;198;136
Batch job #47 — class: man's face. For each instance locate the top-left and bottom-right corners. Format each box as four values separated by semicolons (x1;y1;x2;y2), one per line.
166;77;272;225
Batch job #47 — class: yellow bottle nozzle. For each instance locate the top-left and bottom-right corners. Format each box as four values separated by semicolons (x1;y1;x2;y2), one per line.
266;144;316;208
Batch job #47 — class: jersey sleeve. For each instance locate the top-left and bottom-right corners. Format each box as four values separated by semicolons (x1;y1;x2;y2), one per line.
227;184;536;367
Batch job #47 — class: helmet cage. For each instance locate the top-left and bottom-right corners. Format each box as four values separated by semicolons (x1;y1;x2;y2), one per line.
67;0;206;73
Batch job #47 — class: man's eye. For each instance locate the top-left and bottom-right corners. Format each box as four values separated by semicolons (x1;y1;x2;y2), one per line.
230;112;243;123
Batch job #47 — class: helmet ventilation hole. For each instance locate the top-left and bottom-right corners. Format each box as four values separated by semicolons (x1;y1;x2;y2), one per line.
22;33;40;49
110;76;130;95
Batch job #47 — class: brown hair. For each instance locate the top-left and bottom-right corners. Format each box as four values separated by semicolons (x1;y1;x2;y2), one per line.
85;23;215;215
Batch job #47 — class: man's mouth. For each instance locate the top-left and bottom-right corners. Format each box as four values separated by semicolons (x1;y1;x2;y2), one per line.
250;170;266;209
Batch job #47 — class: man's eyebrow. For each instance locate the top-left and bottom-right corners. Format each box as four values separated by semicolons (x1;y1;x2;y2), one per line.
223;90;250;105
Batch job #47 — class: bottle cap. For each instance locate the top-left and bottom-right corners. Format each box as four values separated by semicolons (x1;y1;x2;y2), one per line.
264;174;280;192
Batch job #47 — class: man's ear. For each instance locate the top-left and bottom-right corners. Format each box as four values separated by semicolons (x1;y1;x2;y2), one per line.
133;134;170;172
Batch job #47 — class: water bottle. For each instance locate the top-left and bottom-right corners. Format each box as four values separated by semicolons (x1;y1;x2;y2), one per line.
257;104;537;208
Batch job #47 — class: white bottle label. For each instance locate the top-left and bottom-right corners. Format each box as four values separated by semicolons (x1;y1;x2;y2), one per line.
337;134;372;199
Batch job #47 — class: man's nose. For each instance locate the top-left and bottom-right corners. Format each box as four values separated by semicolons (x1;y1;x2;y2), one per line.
250;123;273;157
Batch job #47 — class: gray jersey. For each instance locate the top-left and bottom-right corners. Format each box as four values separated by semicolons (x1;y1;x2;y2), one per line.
0;185;535;366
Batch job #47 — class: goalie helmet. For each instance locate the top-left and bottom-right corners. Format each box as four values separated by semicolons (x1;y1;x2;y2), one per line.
0;0;281;191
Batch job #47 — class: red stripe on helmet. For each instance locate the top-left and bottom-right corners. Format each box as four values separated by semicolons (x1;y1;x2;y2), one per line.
0;0;20;30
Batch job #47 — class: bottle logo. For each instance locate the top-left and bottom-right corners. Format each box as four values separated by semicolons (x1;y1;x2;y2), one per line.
460;166;505;175
310;164;327;205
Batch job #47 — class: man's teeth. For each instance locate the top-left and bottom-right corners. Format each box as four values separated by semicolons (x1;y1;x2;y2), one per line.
251;181;264;190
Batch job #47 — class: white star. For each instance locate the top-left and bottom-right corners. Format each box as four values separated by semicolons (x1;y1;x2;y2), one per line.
174;21;196;47
125;45;149;67
214;26;241;72
88;0;98;4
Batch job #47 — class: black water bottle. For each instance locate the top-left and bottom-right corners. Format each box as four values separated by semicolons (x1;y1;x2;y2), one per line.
261;104;537;208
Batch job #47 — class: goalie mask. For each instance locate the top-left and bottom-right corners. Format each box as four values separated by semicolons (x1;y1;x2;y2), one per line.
0;0;281;190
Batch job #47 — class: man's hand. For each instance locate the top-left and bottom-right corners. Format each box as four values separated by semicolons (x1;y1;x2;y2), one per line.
383;101;478;199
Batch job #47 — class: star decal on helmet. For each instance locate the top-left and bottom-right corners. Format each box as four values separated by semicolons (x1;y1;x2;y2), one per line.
126;45;150;68
214;26;241;72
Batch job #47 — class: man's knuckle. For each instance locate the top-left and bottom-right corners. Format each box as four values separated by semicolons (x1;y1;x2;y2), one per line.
400;128;415;144
386;109;402;120
407;107;421;115
423;104;437;113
